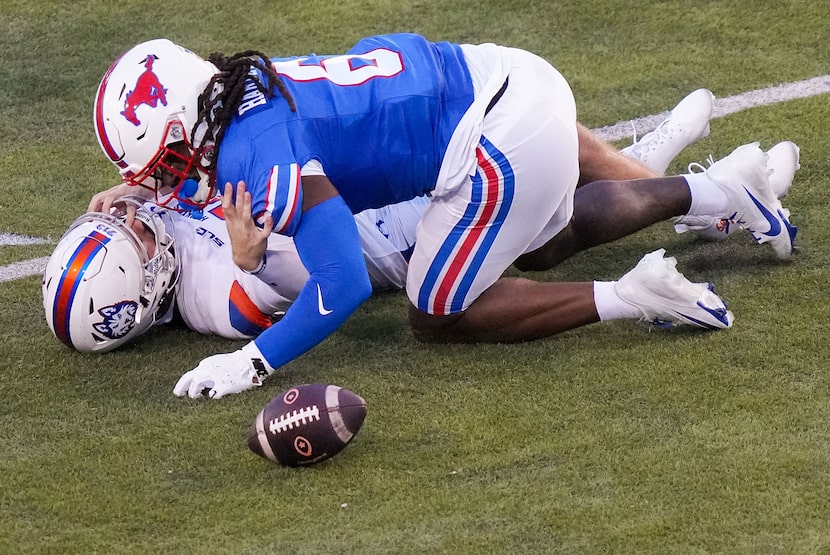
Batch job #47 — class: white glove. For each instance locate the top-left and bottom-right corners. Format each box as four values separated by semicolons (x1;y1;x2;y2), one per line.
173;342;274;399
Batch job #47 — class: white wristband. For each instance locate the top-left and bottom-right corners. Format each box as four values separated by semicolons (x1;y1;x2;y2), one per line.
242;253;267;275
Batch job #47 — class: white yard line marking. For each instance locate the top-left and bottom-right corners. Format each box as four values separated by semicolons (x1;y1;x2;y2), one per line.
2;75;829;284
0;257;50;283
0;232;52;246
592;74;830;142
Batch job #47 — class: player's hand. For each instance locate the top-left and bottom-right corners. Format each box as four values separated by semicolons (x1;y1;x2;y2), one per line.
88;183;151;216
222;181;274;272
173;343;274;400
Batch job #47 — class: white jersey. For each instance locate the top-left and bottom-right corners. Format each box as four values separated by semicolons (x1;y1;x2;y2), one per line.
152;197;425;339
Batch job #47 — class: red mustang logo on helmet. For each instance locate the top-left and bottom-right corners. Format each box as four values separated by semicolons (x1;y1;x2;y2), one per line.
121;55;167;126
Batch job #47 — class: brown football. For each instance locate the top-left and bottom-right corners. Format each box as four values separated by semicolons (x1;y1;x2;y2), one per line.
247;383;367;467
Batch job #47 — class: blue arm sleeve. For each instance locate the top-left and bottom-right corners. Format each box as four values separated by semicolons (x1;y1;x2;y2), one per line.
252;196;372;370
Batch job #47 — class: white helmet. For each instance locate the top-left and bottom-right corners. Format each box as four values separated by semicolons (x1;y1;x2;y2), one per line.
42;199;179;353
93;39;219;208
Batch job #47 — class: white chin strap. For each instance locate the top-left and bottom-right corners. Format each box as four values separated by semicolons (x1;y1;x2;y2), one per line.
185;136;216;204
179;165;213;205
190;171;212;203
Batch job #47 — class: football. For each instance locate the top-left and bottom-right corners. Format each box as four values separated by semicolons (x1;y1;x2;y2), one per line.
246;383;367;467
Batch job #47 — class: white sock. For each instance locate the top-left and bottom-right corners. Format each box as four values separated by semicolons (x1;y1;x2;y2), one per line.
593;281;641;321
684;172;730;217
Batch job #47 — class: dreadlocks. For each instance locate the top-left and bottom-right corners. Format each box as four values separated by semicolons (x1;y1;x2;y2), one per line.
193;50;297;174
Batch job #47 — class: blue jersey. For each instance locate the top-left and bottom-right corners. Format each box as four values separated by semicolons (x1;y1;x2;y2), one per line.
215;33;475;235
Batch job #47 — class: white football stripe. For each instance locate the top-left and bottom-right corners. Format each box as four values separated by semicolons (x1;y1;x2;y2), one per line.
326;385;354;444
255;409;278;463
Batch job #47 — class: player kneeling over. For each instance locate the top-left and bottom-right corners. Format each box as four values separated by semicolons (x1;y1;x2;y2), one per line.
43;196;424;353
86;36;800;401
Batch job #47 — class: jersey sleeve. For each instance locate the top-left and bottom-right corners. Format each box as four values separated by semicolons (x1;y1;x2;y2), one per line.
251;195;372;371
217;113;305;236
250;162;304;235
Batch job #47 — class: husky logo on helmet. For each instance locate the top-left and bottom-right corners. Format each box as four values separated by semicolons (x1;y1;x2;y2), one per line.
93;300;139;339
121;55;168;126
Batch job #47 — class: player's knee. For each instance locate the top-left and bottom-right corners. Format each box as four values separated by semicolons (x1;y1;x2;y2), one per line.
407;305;466;344
514;224;581;271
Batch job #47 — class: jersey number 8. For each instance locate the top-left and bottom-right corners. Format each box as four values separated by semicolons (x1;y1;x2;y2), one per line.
273;48;404;86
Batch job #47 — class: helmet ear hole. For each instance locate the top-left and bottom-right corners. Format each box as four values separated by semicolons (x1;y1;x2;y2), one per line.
165;122;186;144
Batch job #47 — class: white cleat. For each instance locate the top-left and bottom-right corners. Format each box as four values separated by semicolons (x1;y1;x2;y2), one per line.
767;140;800;199
675;141;800;240
621;88;715;175
615;249;734;330
674;142;798;257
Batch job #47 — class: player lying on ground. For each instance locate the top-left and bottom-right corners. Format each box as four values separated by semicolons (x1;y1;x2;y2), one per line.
88;34;800;400
43;195;425;353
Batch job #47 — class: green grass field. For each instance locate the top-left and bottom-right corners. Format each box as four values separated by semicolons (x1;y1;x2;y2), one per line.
2;1;830;552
